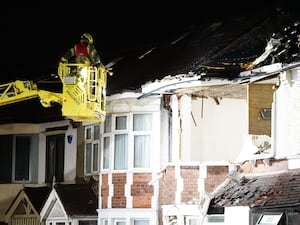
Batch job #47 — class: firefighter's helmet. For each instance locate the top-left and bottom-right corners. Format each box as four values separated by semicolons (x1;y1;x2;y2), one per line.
81;33;93;44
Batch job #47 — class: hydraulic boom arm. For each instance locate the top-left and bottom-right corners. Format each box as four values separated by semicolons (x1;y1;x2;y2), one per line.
0;62;112;122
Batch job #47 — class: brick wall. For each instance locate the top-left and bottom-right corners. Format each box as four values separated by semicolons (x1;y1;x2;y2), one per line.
158;165;229;225
159;166;176;206
241;158;288;173
181;166;200;202
205;166;229;192
101;174;108;208
159;165;229;204
100;173;154;209
132;173;154;208
112;173;127;208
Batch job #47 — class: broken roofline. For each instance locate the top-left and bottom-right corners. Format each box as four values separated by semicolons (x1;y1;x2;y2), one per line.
139;73;255;99
139;61;300;99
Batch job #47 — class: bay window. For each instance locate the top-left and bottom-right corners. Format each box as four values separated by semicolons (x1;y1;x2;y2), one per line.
101;113;153;171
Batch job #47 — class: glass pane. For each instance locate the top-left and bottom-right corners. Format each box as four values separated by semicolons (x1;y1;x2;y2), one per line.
116;116;127;130
0;135;13;182
134;220;149;225
94;125;100;140
114;134;128;170
116;222;125;225
93;143;99;171
134;135;150;168
79;220;97;225
288;212;300;225
85;143;92;173
103;137;110;169
86;128;91;139
15;136;30;181
133;114;152;131
104;115;111;133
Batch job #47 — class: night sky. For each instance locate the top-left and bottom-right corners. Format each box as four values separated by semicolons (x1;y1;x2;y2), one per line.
0;2;295;84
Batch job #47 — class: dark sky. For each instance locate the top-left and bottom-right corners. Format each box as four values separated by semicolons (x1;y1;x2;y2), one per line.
0;2;295;83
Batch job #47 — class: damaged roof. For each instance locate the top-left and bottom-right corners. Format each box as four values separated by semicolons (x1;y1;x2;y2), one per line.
210;168;300;208
108;6;300;94
0;6;300;123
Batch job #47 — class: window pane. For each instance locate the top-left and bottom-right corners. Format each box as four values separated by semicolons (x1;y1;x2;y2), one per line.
15;136;30;181
94;125;100;140
134;135;150;168
288;212;300;225
103;137;110;169
86;128;91;139
79;220;97;225
0;135;13;182
133;114;152;131
93;143;99;171
104;115;111;133
116;222;125;225
134;220;149;225
114;134;128;170
86;143;92;173
116;116;127;130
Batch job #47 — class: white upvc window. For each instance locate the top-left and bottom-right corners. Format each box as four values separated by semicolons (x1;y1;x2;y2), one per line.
101;113;153;171
100;219;108;225
133;114;152;168
132;219;150;225
85;124;100;175
114;219;126;225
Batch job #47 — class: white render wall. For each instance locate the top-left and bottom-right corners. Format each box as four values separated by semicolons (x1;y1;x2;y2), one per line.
273;67;300;158
189;97;248;162
224;206;249;225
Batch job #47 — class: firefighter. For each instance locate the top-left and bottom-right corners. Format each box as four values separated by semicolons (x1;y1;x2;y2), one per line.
61;32;101;65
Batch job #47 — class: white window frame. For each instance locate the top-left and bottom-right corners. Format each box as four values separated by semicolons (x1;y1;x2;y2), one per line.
100;219;108;225
100;113;153;172
114;219;126;225
132;218;150;225
185;216;202;225
132;113;152;169
85;124;100;175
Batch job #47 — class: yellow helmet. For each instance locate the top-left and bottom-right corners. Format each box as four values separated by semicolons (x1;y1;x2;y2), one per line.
81;32;93;44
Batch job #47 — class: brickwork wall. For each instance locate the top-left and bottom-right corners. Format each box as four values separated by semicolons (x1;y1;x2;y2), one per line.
112;173;126;208
180;166;200;202
205;166;229;192
241;158;288;173
101;174;108;208
131;173;154;208
248;84;274;136
159;166;176;206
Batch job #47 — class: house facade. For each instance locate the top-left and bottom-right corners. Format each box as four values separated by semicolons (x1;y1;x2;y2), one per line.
88;70;276;225
0;66;299;225
0;120;78;224
1;9;300;225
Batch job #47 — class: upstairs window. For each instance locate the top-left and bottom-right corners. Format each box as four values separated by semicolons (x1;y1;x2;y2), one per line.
101;113;153;171
85;124;100;175
0;134;38;183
